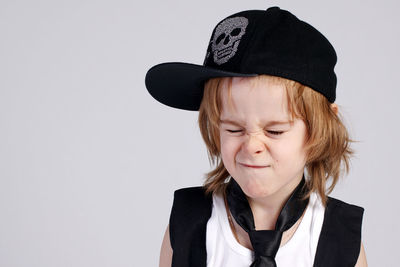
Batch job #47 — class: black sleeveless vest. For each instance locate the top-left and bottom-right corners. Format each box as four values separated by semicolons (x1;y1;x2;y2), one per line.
169;186;364;267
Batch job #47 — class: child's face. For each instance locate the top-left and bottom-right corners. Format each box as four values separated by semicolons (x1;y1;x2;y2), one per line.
219;77;307;200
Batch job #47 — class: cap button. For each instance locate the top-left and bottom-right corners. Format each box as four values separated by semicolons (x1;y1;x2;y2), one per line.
266;6;280;12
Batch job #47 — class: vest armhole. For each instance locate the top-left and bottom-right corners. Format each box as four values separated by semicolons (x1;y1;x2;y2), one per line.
313;197;365;267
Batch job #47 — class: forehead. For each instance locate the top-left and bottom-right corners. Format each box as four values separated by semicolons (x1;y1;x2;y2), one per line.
219;76;290;121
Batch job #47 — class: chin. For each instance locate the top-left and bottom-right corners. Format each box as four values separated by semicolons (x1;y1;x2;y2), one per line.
239;179;277;199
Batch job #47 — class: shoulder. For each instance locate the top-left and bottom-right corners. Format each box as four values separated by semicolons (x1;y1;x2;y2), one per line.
173;186;210;198
326;196;364;212
325;196;365;228
172;186;213;210
169;185;213;233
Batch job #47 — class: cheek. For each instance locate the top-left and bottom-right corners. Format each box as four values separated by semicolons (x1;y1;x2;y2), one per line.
220;136;239;162
271;137;306;164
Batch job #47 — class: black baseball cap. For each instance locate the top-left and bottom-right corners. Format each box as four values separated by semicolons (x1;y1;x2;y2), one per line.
145;6;337;111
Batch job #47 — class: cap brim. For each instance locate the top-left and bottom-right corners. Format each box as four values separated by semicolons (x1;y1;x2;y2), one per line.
145;62;257;111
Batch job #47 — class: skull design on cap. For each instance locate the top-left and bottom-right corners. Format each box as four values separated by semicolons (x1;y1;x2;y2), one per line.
211;16;249;65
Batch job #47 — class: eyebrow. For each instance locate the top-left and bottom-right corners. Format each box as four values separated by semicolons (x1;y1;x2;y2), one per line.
219;119;291;127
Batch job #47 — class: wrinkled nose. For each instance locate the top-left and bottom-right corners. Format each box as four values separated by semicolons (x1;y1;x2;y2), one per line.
242;132;266;155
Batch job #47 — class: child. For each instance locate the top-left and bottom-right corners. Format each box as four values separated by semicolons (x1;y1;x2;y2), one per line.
145;6;367;267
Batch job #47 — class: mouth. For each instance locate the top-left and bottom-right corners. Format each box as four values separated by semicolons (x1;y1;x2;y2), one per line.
239;163;270;169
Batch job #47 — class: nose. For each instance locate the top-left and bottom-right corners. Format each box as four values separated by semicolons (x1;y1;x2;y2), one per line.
224;35;230;45
241;131;266;155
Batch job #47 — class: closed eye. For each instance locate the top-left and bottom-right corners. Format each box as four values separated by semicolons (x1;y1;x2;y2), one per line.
226;130;284;135
267;130;284;135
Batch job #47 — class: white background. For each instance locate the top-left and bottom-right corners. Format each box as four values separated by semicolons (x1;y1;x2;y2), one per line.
1;0;398;266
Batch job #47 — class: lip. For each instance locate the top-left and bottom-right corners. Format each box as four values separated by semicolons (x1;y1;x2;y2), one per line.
240;163;270;168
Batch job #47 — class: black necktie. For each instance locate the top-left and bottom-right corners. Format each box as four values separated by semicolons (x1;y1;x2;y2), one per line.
226;174;309;267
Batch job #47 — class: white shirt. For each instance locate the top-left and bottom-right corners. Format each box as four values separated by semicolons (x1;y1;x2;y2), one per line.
206;191;325;267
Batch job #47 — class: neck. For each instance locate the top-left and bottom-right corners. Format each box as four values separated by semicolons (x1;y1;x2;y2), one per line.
247;174;303;230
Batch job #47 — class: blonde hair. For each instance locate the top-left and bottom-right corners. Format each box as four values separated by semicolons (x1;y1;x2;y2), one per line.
197;75;355;206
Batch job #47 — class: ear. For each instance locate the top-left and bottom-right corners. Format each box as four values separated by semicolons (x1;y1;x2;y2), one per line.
330;103;338;115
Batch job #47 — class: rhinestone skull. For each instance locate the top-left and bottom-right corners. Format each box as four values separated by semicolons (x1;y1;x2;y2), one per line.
211;17;249;65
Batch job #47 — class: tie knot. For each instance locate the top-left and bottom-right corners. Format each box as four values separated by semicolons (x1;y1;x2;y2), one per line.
250;255;277;267
249;230;283;258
